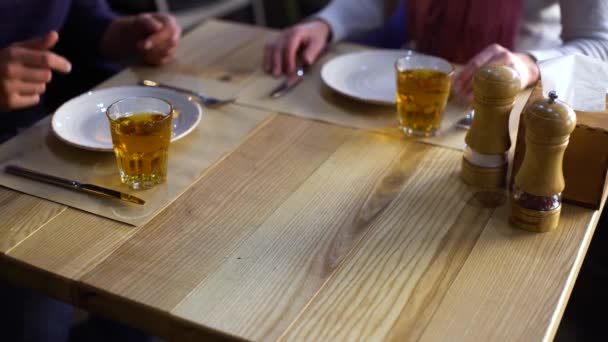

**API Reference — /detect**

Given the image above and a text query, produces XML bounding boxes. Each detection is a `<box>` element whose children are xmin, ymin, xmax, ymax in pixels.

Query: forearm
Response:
<box><xmin>528</xmin><ymin>0</ymin><xmax>608</xmax><ymax>61</ymax></box>
<box><xmin>316</xmin><ymin>0</ymin><xmax>385</xmax><ymax>42</ymax></box>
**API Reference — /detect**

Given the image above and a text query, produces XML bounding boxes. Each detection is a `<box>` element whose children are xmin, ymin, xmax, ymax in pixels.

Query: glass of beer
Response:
<box><xmin>106</xmin><ymin>97</ymin><xmax>173</xmax><ymax>189</ymax></box>
<box><xmin>395</xmin><ymin>55</ymin><xmax>454</xmax><ymax>137</ymax></box>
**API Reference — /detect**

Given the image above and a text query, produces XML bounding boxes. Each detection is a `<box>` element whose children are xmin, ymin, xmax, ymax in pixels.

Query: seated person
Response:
<box><xmin>0</xmin><ymin>1</ymin><xmax>180</xmax><ymax>341</ymax></box>
<box><xmin>0</xmin><ymin>0</ymin><xmax>181</xmax><ymax>142</ymax></box>
<box><xmin>263</xmin><ymin>0</ymin><xmax>608</xmax><ymax>102</ymax></box>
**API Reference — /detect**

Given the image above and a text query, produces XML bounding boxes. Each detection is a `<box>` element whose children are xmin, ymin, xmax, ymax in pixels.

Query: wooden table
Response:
<box><xmin>0</xmin><ymin>20</ymin><xmax>603</xmax><ymax>342</ymax></box>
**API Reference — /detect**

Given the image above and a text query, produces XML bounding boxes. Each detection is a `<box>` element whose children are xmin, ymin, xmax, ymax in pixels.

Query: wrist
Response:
<box><xmin>517</xmin><ymin>52</ymin><xmax>540</xmax><ymax>87</ymax></box>
<box><xmin>313</xmin><ymin>19</ymin><xmax>332</xmax><ymax>43</ymax></box>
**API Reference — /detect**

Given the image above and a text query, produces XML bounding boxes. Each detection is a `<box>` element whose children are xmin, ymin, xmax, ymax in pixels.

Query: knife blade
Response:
<box><xmin>269</xmin><ymin>66</ymin><xmax>306</xmax><ymax>99</ymax></box>
<box><xmin>4</xmin><ymin>165</ymin><xmax>145</xmax><ymax>205</ymax></box>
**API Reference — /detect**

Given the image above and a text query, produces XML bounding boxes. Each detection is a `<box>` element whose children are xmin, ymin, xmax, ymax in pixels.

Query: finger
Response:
<box><xmin>134</xmin><ymin>14</ymin><xmax>164</xmax><ymax>50</ymax></box>
<box><xmin>159</xmin><ymin>54</ymin><xmax>174</xmax><ymax>65</ymax></box>
<box><xmin>152</xmin><ymin>13</ymin><xmax>180</xmax><ymax>39</ymax></box>
<box><xmin>144</xmin><ymin>46</ymin><xmax>176</xmax><ymax>66</ymax></box>
<box><xmin>284</xmin><ymin>31</ymin><xmax>303</xmax><ymax>73</ymax></box>
<box><xmin>272</xmin><ymin>41</ymin><xmax>284</xmax><ymax>76</ymax></box>
<box><xmin>149</xmin><ymin>33</ymin><xmax>178</xmax><ymax>54</ymax></box>
<box><xmin>302</xmin><ymin>35</ymin><xmax>326</xmax><ymax>66</ymax></box>
<box><xmin>20</xmin><ymin>67</ymin><xmax>52</xmax><ymax>83</ymax></box>
<box><xmin>140</xmin><ymin>27</ymin><xmax>175</xmax><ymax>51</ymax></box>
<box><xmin>0</xmin><ymin>62</ymin><xmax>52</xmax><ymax>83</ymax></box>
<box><xmin>16</xmin><ymin>81</ymin><xmax>46</xmax><ymax>95</ymax></box>
<box><xmin>136</xmin><ymin>13</ymin><xmax>164</xmax><ymax>33</ymax></box>
<box><xmin>454</xmin><ymin>55</ymin><xmax>495</xmax><ymax>97</ymax></box>
<box><xmin>16</xmin><ymin>31</ymin><xmax>59</xmax><ymax>50</ymax></box>
<box><xmin>140</xmin><ymin>14</ymin><xmax>179</xmax><ymax>50</ymax></box>
<box><xmin>8</xmin><ymin>94</ymin><xmax>40</xmax><ymax>109</ymax></box>
<box><xmin>454</xmin><ymin>46</ymin><xmax>499</xmax><ymax>86</ymax></box>
<box><xmin>461</xmin><ymin>51</ymin><xmax>513</xmax><ymax>94</ymax></box>
<box><xmin>17</xmin><ymin>49</ymin><xmax>71</xmax><ymax>73</ymax></box>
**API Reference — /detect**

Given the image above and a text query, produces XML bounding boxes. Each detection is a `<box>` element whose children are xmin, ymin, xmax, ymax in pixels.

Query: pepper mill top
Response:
<box><xmin>466</xmin><ymin>64</ymin><xmax>521</xmax><ymax>155</ymax></box>
<box><xmin>473</xmin><ymin>64</ymin><xmax>521</xmax><ymax>104</ymax></box>
<box><xmin>515</xmin><ymin>90</ymin><xmax>577</xmax><ymax>198</ymax></box>
<box><xmin>524</xmin><ymin>91</ymin><xmax>577</xmax><ymax>144</ymax></box>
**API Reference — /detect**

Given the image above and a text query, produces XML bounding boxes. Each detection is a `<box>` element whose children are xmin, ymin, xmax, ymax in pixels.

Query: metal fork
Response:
<box><xmin>139</xmin><ymin>80</ymin><xmax>235</xmax><ymax>107</ymax></box>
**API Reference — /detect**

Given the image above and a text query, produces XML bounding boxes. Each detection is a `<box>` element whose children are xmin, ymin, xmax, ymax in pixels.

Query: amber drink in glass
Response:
<box><xmin>106</xmin><ymin>97</ymin><xmax>173</xmax><ymax>189</ymax></box>
<box><xmin>395</xmin><ymin>55</ymin><xmax>454</xmax><ymax>137</ymax></box>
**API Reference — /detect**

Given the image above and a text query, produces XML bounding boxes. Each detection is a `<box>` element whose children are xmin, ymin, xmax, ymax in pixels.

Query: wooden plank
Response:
<box><xmin>168</xmin><ymin>20</ymin><xmax>275</xmax><ymax>84</ymax></box>
<box><xmin>171</xmin><ymin>133</ymin><xmax>431</xmax><ymax>341</ymax></box>
<box><xmin>0</xmin><ymin>188</ymin><xmax>66</xmax><ymax>253</ymax></box>
<box><xmin>79</xmin><ymin>115</ymin><xmax>353</xmax><ymax>314</ymax></box>
<box><xmin>416</xmin><ymin>203</ymin><xmax>597</xmax><ymax>342</ymax></box>
<box><xmin>5</xmin><ymin>104</ymin><xmax>270</xmax><ymax>277</ymax></box>
<box><xmin>6</xmin><ymin>210</ymin><xmax>133</xmax><ymax>280</ymax></box>
<box><xmin>280</xmin><ymin>147</ymin><xmax>500</xmax><ymax>341</ymax></box>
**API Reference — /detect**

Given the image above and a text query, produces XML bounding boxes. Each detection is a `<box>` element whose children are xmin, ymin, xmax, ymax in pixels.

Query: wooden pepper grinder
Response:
<box><xmin>461</xmin><ymin>64</ymin><xmax>521</xmax><ymax>188</ymax></box>
<box><xmin>511</xmin><ymin>91</ymin><xmax>576</xmax><ymax>232</ymax></box>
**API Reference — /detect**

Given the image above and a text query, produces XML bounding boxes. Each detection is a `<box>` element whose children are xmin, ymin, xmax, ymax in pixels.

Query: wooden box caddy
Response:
<box><xmin>511</xmin><ymin>84</ymin><xmax>608</xmax><ymax>209</ymax></box>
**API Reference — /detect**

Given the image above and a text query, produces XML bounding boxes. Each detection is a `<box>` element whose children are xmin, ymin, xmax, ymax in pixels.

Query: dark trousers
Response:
<box><xmin>556</xmin><ymin>205</ymin><xmax>608</xmax><ymax>341</ymax></box>
<box><xmin>0</xmin><ymin>281</ymin><xmax>153</xmax><ymax>342</ymax></box>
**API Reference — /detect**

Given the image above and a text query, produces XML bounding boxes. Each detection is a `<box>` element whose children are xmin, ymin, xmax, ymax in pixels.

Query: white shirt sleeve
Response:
<box><xmin>528</xmin><ymin>0</ymin><xmax>608</xmax><ymax>61</ymax></box>
<box><xmin>316</xmin><ymin>0</ymin><xmax>385</xmax><ymax>42</ymax></box>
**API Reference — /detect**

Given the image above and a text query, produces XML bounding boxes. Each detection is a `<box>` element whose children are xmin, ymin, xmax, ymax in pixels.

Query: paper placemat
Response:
<box><xmin>236</xmin><ymin>44</ymin><xmax>532</xmax><ymax>151</ymax></box>
<box><xmin>0</xmin><ymin>100</ymin><xmax>270</xmax><ymax>226</ymax></box>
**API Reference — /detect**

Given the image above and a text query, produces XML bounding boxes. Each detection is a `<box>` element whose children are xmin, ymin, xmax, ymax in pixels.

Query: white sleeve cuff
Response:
<box><xmin>526</xmin><ymin>49</ymin><xmax>566</xmax><ymax>62</ymax></box>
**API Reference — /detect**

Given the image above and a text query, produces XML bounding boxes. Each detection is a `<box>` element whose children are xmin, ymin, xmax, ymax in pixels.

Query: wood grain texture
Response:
<box><xmin>0</xmin><ymin>87</ymin><xmax>270</xmax><ymax>226</ymax></box>
<box><xmin>417</xmin><ymin>203</ymin><xmax>598</xmax><ymax>342</ymax></box>
<box><xmin>172</xmin><ymin>133</ymin><xmax>429</xmax><ymax>341</ymax></box>
<box><xmin>0</xmin><ymin>188</ymin><xmax>66</xmax><ymax>252</ymax></box>
<box><xmin>281</xmin><ymin>146</ymin><xmax>494</xmax><ymax>341</ymax></box>
<box><xmin>80</xmin><ymin>115</ymin><xmax>352</xmax><ymax>312</ymax></box>
<box><xmin>168</xmin><ymin>20</ymin><xmax>275</xmax><ymax>84</ymax></box>
<box><xmin>6</xmin><ymin>210</ymin><xmax>133</xmax><ymax>280</ymax></box>
<box><xmin>0</xmin><ymin>20</ymin><xmax>603</xmax><ymax>342</ymax></box>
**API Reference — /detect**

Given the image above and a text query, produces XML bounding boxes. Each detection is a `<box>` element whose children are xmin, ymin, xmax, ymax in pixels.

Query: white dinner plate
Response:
<box><xmin>321</xmin><ymin>50</ymin><xmax>413</xmax><ymax>105</ymax></box>
<box><xmin>52</xmin><ymin>86</ymin><xmax>202</xmax><ymax>152</ymax></box>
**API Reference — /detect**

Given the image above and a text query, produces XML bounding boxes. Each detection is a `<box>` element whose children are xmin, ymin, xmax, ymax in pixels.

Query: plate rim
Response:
<box><xmin>51</xmin><ymin>85</ymin><xmax>203</xmax><ymax>152</ymax></box>
<box><xmin>320</xmin><ymin>49</ymin><xmax>409</xmax><ymax>106</ymax></box>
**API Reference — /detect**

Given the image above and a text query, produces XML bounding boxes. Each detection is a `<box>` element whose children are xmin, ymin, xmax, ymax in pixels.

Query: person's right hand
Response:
<box><xmin>0</xmin><ymin>31</ymin><xmax>71</xmax><ymax>111</ymax></box>
<box><xmin>263</xmin><ymin>20</ymin><xmax>331</xmax><ymax>77</ymax></box>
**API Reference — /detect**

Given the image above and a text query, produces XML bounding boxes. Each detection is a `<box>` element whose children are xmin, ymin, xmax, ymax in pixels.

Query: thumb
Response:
<box><xmin>17</xmin><ymin>31</ymin><xmax>59</xmax><ymax>50</ymax></box>
<box><xmin>302</xmin><ymin>37</ymin><xmax>325</xmax><ymax>66</ymax></box>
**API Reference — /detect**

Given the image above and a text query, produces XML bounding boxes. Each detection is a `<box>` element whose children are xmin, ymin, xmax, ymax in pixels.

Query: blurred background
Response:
<box><xmin>106</xmin><ymin>0</ymin><xmax>329</xmax><ymax>32</ymax></box>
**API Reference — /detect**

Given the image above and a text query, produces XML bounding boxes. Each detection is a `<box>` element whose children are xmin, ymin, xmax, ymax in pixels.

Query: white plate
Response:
<box><xmin>52</xmin><ymin>86</ymin><xmax>202</xmax><ymax>152</ymax></box>
<box><xmin>321</xmin><ymin>50</ymin><xmax>412</xmax><ymax>105</ymax></box>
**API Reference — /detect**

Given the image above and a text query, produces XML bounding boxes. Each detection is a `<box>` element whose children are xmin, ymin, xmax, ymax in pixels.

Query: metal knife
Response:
<box><xmin>269</xmin><ymin>65</ymin><xmax>306</xmax><ymax>99</ymax></box>
<box><xmin>5</xmin><ymin>165</ymin><xmax>145</xmax><ymax>205</ymax></box>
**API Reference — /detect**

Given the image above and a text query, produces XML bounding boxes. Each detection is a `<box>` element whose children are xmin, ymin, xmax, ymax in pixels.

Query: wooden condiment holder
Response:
<box><xmin>512</xmin><ymin>84</ymin><xmax>608</xmax><ymax>210</ymax></box>
<box><xmin>461</xmin><ymin>64</ymin><xmax>520</xmax><ymax>188</ymax></box>
<box><xmin>511</xmin><ymin>91</ymin><xmax>576</xmax><ymax>232</ymax></box>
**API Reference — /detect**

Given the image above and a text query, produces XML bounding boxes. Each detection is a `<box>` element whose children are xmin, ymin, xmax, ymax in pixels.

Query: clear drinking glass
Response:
<box><xmin>106</xmin><ymin>97</ymin><xmax>173</xmax><ymax>189</ymax></box>
<box><xmin>395</xmin><ymin>55</ymin><xmax>454</xmax><ymax>137</ymax></box>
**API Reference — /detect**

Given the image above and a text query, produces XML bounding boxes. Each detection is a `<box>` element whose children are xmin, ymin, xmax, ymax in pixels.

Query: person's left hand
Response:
<box><xmin>101</xmin><ymin>13</ymin><xmax>181</xmax><ymax>66</ymax></box>
<box><xmin>453</xmin><ymin>44</ymin><xmax>540</xmax><ymax>103</ymax></box>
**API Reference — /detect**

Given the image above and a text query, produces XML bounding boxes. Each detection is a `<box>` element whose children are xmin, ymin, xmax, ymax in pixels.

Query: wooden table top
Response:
<box><xmin>0</xmin><ymin>20</ymin><xmax>603</xmax><ymax>342</ymax></box>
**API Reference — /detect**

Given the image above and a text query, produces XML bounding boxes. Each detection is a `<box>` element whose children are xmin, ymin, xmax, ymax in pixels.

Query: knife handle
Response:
<box><xmin>5</xmin><ymin>165</ymin><xmax>79</xmax><ymax>189</ymax></box>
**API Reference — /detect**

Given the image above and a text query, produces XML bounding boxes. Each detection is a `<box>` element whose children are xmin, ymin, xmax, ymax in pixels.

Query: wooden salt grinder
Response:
<box><xmin>461</xmin><ymin>64</ymin><xmax>521</xmax><ymax>188</ymax></box>
<box><xmin>511</xmin><ymin>91</ymin><xmax>577</xmax><ymax>232</ymax></box>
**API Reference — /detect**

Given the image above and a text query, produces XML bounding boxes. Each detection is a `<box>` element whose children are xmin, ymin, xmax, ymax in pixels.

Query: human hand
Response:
<box><xmin>453</xmin><ymin>44</ymin><xmax>540</xmax><ymax>103</ymax></box>
<box><xmin>102</xmin><ymin>13</ymin><xmax>181</xmax><ymax>66</ymax></box>
<box><xmin>263</xmin><ymin>20</ymin><xmax>331</xmax><ymax>77</ymax></box>
<box><xmin>0</xmin><ymin>31</ymin><xmax>71</xmax><ymax>111</ymax></box>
